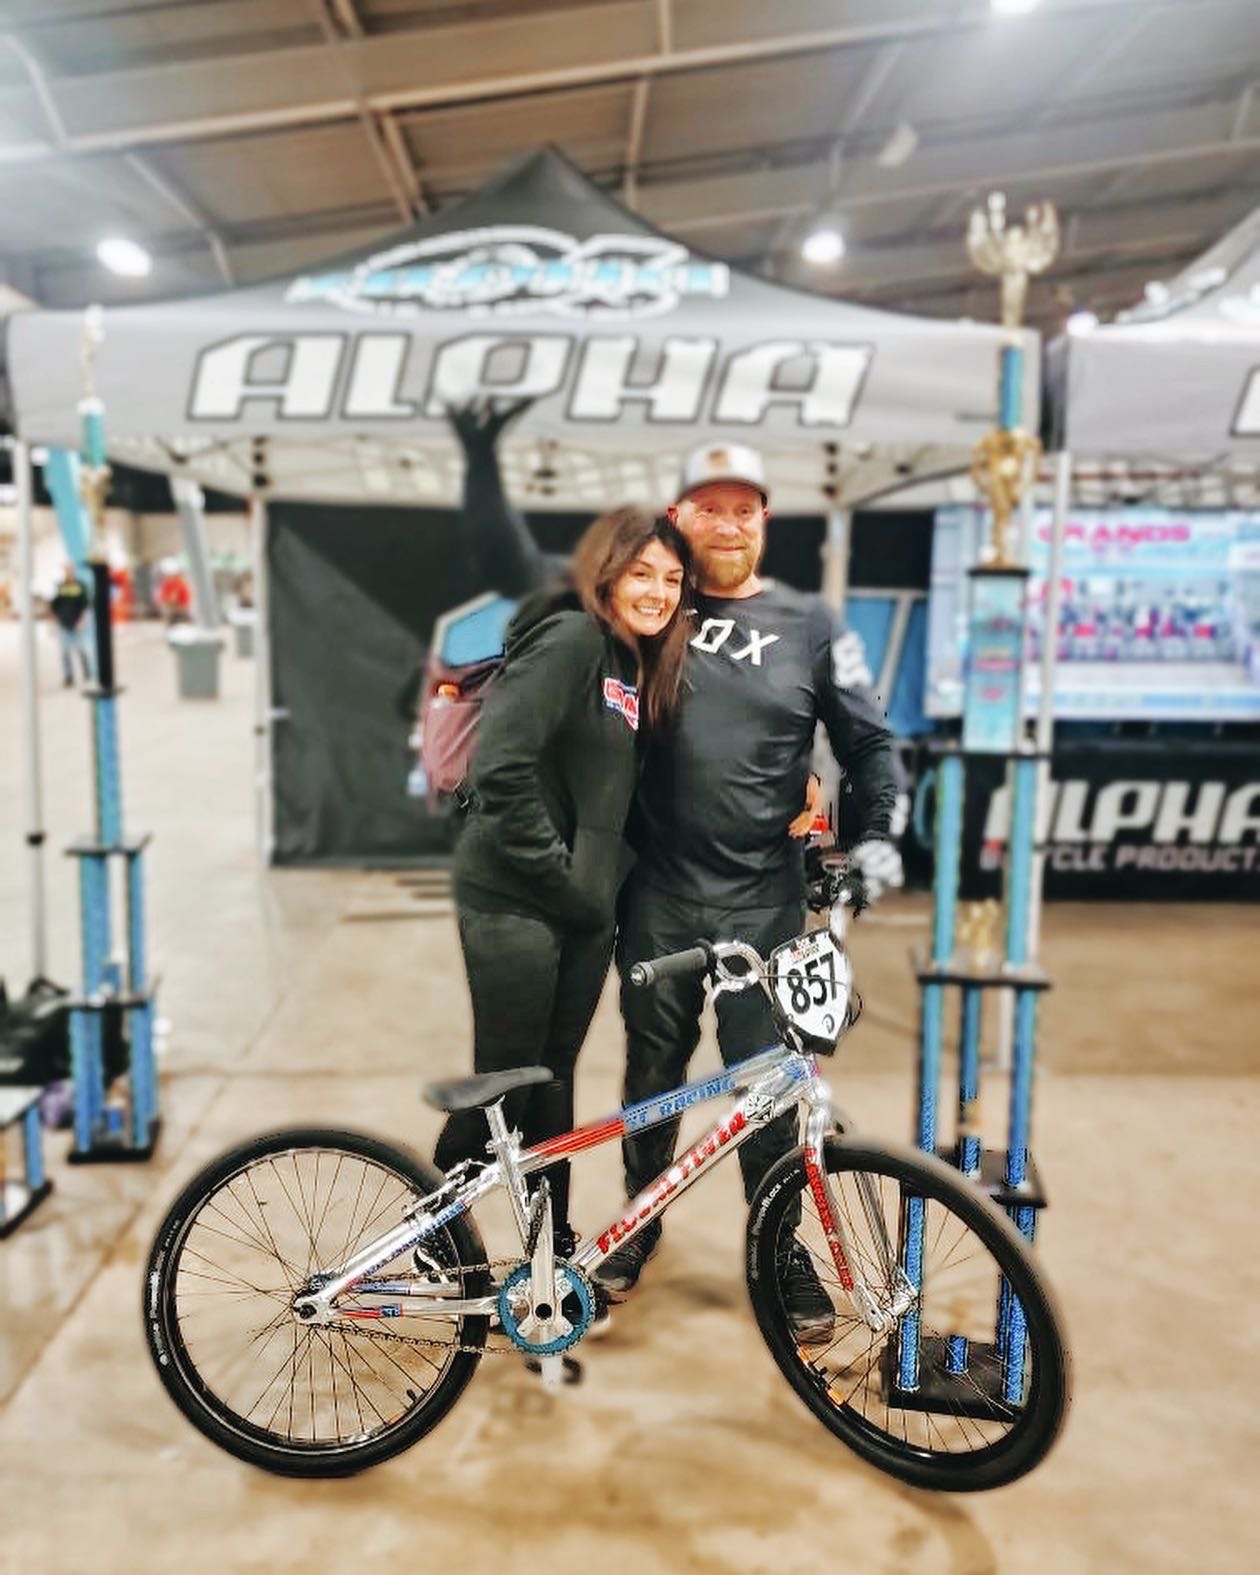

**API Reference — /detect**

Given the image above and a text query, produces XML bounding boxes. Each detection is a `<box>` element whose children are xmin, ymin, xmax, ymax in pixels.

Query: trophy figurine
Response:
<box><xmin>966</xmin><ymin>193</ymin><xmax>1059</xmax><ymax>566</ymax></box>
<box><xmin>966</xmin><ymin>191</ymin><xmax>1060</xmax><ymax>331</ymax></box>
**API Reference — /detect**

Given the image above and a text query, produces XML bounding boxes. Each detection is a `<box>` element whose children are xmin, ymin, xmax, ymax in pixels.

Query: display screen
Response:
<box><xmin>926</xmin><ymin>506</ymin><xmax>1260</xmax><ymax>720</ymax></box>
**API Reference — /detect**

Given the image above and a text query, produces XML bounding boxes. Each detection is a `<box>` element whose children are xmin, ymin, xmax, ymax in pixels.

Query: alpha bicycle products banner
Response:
<box><xmin>947</xmin><ymin>745</ymin><xmax>1260</xmax><ymax>901</ymax></box>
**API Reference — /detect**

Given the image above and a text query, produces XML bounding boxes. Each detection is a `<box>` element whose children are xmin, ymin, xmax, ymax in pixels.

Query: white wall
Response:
<box><xmin>0</xmin><ymin>502</ymin><xmax>251</xmax><ymax>601</ymax></box>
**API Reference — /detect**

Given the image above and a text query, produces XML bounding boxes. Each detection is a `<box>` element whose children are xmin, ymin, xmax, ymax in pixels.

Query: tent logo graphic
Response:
<box><xmin>286</xmin><ymin>225</ymin><xmax>730</xmax><ymax>321</ymax></box>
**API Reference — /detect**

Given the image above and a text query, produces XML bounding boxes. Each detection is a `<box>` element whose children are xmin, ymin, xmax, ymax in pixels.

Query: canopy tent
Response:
<box><xmin>3</xmin><ymin>146</ymin><xmax>1031</xmax><ymax>869</ymax></box>
<box><xmin>2</xmin><ymin>147</ymin><xmax>1033</xmax><ymax>513</ymax></box>
<box><xmin>1053</xmin><ymin>205</ymin><xmax>1260</xmax><ymax>465</ymax></box>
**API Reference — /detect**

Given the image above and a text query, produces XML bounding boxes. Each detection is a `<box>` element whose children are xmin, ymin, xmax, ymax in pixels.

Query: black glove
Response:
<box><xmin>446</xmin><ymin>395</ymin><xmax>535</xmax><ymax>456</ymax></box>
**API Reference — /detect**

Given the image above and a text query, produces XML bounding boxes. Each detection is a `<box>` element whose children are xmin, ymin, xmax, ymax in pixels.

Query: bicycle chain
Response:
<box><xmin>330</xmin><ymin>1256</ymin><xmax>536</xmax><ymax>1359</ymax></box>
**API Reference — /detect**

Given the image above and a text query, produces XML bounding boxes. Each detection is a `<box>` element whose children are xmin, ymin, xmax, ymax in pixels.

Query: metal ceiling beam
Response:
<box><xmin>308</xmin><ymin>0</ymin><xmax>424</xmax><ymax>221</ymax></box>
<box><xmin>761</xmin><ymin>183</ymin><xmax>1260</xmax><ymax>293</ymax></box>
<box><xmin>645</xmin><ymin>96</ymin><xmax>1260</xmax><ymax>237</ymax></box>
<box><xmin>0</xmin><ymin>0</ymin><xmax>1160</xmax><ymax>164</ymax></box>
<box><xmin>124</xmin><ymin>151</ymin><xmax>236</xmax><ymax>285</ymax></box>
<box><xmin>1</xmin><ymin>31</ymin><xmax>69</xmax><ymax>146</ymax></box>
<box><xmin>622</xmin><ymin>0</ymin><xmax>672</xmax><ymax>206</ymax></box>
<box><xmin>621</xmin><ymin>77</ymin><xmax>651</xmax><ymax>205</ymax></box>
<box><xmin>27</xmin><ymin>171</ymin><xmax>1255</xmax><ymax>317</ymax></box>
<box><xmin>328</xmin><ymin>0</ymin><xmax>366</xmax><ymax>39</ymax></box>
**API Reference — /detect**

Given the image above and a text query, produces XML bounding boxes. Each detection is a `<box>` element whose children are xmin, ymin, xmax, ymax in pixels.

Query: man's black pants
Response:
<box><xmin>616</xmin><ymin>879</ymin><xmax>804</xmax><ymax>1208</ymax></box>
<box><xmin>434</xmin><ymin>905</ymin><xmax>613</xmax><ymax>1233</ymax></box>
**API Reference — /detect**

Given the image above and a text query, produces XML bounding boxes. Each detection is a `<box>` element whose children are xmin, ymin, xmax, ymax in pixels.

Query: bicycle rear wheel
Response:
<box><xmin>144</xmin><ymin>1127</ymin><xmax>489</xmax><ymax>1477</ymax></box>
<box><xmin>746</xmin><ymin>1136</ymin><xmax>1069</xmax><ymax>1492</ymax></box>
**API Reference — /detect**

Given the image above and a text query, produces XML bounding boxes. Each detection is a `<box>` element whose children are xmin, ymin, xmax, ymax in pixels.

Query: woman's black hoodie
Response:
<box><xmin>452</xmin><ymin>586</ymin><xmax>641</xmax><ymax>929</ymax></box>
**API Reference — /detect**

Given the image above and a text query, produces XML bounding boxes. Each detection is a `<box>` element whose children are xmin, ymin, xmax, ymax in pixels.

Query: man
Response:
<box><xmin>49</xmin><ymin>565</ymin><xmax>94</xmax><ymax>688</ymax></box>
<box><xmin>447</xmin><ymin>405</ymin><xmax>903</xmax><ymax>1339</ymax></box>
<box><xmin>596</xmin><ymin>443</ymin><xmax>902</xmax><ymax>1338</ymax></box>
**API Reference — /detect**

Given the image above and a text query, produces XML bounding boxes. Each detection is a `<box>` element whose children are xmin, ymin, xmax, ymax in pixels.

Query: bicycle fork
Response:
<box><xmin>803</xmin><ymin>1088</ymin><xmax>916</xmax><ymax>1334</ymax></box>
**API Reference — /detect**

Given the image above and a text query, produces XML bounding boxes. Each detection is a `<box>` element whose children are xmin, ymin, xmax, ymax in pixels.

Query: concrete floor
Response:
<box><xmin>1</xmin><ymin>619</ymin><xmax>1258</xmax><ymax>1575</ymax></box>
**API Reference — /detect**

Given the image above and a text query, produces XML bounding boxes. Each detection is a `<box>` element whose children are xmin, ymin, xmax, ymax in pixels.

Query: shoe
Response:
<box><xmin>553</xmin><ymin>1224</ymin><xmax>580</xmax><ymax>1260</ymax></box>
<box><xmin>780</xmin><ymin>1242</ymin><xmax>836</xmax><ymax>1345</ymax></box>
<box><xmin>593</xmin><ymin>1220</ymin><xmax>661</xmax><ymax>1299</ymax></box>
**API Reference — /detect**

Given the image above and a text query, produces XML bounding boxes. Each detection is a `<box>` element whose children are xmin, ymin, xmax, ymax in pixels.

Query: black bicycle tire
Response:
<box><xmin>745</xmin><ymin>1135</ymin><xmax>1069</xmax><ymax>1492</ymax></box>
<box><xmin>143</xmin><ymin>1126</ymin><xmax>489</xmax><ymax>1478</ymax></box>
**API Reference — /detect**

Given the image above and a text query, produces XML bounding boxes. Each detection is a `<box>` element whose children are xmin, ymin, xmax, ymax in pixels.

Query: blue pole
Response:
<box><xmin>932</xmin><ymin>753</ymin><xmax>964</xmax><ymax>964</ymax></box>
<box><xmin>1006</xmin><ymin>988</ymin><xmax>1040</xmax><ymax>1192</ymax></box>
<box><xmin>957</xmin><ymin>985</ymin><xmax>983</xmax><ymax>1176</ymax></box>
<box><xmin>43</xmin><ymin>449</ymin><xmax>92</xmax><ymax>570</ymax></box>
<box><xmin>1004</xmin><ymin>754</ymin><xmax>1038</xmax><ymax>966</ymax></box>
<box><xmin>129</xmin><ymin>1001</ymin><xmax>156</xmax><ymax>1147</ymax></box>
<box><xmin>999</xmin><ymin>344</ymin><xmax>1023</xmax><ymax>432</ymax></box>
<box><xmin>22</xmin><ymin>1104</ymin><xmax>45</xmax><ymax>1192</ymax></box>
<box><xmin>897</xmin><ymin>1194</ymin><xmax>926</xmax><ymax>1392</ymax></box>
<box><xmin>80</xmin><ymin>858</ymin><xmax>109</xmax><ymax>994</ymax></box>
<box><xmin>917</xmin><ymin>986</ymin><xmax>944</xmax><ymax>1154</ymax></box>
<box><xmin>94</xmin><ymin>699</ymin><xmax>123</xmax><ymax>846</ymax></box>
<box><xmin>126</xmin><ymin>851</ymin><xmax>146</xmax><ymax>991</ymax></box>
<box><xmin>69</xmin><ymin>1009</ymin><xmax>94</xmax><ymax>1152</ymax></box>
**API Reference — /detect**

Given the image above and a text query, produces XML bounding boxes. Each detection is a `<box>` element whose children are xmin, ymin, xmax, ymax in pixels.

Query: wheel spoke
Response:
<box><xmin>754</xmin><ymin>1144</ymin><xmax>1064</xmax><ymax>1486</ymax></box>
<box><xmin>153</xmin><ymin>1139</ymin><xmax>479</xmax><ymax>1462</ymax></box>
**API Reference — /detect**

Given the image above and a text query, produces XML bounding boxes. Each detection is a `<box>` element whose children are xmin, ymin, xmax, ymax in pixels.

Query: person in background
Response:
<box><xmin>433</xmin><ymin>506</ymin><xmax>694</xmax><ymax>1262</ymax></box>
<box><xmin>49</xmin><ymin>564</ymin><xmax>94</xmax><ymax>688</ymax></box>
<box><xmin>157</xmin><ymin>566</ymin><xmax>192</xmax><ymax>624</ymax></box>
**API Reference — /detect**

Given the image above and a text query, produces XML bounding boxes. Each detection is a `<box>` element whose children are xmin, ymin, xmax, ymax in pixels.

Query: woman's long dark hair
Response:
<box><xmin>571</xmin><ymin>506</ymin><xmax>694</xmax><ymax>734</ymax></box>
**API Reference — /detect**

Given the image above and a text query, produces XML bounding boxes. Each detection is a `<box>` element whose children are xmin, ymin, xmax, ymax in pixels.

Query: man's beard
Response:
<box><xmin>693</xmin><ymin>538</ymin><xmax>761</xmax><ymax>590</ymax></box>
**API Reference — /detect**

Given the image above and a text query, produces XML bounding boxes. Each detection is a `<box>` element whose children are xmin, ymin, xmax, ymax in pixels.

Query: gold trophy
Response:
<box><xmin>958</xmin><ymin>899</ymin><xmax>1003</xmax><ymax>973</ymax></box>
<box><xmin>965</xmin><ymin>193</ymin><xmax>1059</xmax><ymax>566</ymax></box>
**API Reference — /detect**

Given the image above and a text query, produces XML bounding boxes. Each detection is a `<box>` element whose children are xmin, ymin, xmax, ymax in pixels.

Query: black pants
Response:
<box><xmin>616</xmin><ymin>880</ymin><xmax>805</xmax><ymax>1209</ymax></box>
<box><xmin>434</xmin><ymin>905</ymin><xmax>614</xmax><ymax>1232</ymax></box>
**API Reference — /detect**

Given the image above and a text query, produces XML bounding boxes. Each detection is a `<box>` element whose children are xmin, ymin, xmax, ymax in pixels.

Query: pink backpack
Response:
<box><xmin>418</xmin><ymin>650</ymin><xmax>501</xmax><ymax>803</ymax></box>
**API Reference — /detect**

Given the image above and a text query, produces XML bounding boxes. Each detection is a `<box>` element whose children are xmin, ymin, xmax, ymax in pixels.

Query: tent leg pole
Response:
<box><xmin>822</xmin><ymin>505</ymin><xmax>851</xmax><ymax>620</ymax></box>
<box><xmin>250</xmin><ymin>496</ymin><xmax>274</xmax><ymax>866</ymax></box>
<box><xmin>13</xmin><ymin>438</ymin><xmax>49</xmax><ymax>984</ymax></box>
<box><xmin>817</xmin><ymin>505</ymin><xmax>852</xmax><ymax>810</ymax></box>
<box><xmin>1027</xmin><ymin>449</ymin><xmax>1071</xmax><ymax>963</ymax></box>
<box><xmin>172</xmin><ymin>475</ymin><xmax>220</xmax><ymax>631</ymax></box>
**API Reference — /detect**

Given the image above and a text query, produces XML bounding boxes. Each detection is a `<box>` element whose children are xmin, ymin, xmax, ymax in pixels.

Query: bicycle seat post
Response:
<box><xmin>484</xmin><ymin>1098</ymin><xmax>532</xmax><ymax>1242</ymax></box>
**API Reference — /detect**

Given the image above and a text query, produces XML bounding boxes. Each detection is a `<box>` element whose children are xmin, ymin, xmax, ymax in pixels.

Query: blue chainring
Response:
<box><xmin>497</xmin><ymin>1261</ymin><xmax>594</xmax><ymax>1356</ymax></box>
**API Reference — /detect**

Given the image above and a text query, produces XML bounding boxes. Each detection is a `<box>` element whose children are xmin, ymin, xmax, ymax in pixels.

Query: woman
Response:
<box><xmin>434</xmin><ymin>507</ymin><xmax>693</xmax><ymax>1253</ymax></box>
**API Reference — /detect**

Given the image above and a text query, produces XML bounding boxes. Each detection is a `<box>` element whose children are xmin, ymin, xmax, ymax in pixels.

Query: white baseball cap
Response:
<box><xmin>675</xmin><ymin>441</ymin><xmax>769</xmax><ymax>504</ymax></box>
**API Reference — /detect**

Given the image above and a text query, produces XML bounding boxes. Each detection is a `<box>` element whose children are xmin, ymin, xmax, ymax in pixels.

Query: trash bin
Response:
<box><xmin>167</xmin><ymin>626</ymin><xmax>225</xmax><ymax>699</ymax></box>
<box><xmin>228</xmin><ymin>607</ymin><xmax>255</xmax><ymax>659</ymax></box>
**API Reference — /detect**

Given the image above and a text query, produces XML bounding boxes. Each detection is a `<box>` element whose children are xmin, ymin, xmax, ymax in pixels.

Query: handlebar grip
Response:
<box><xmin>629</xmin><ymin>944</ymin><xmax>713</xmax><ymax>988</ymax></box>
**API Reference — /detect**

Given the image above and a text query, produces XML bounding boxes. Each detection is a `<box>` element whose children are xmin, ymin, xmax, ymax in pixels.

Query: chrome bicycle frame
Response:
<box><xmin>294</xmin><ymin>913</ymin><xmax>913</xmax><ymax>1339</ymax></box>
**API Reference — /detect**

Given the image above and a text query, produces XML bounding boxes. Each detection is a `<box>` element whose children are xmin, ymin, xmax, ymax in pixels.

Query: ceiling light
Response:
<box><xmin>991</xmin><ymin>0</ymin><xmax>1041</xmax><ymax>14</ymax></box>
<box><xmin>1143</xmin><ymin>280</ymin><xmax>1171</xmax><ymax>306</ymax></box>
<box><xmin>801</xmin><ymin>220</ymin><xmax>846</xmax><ymax>266</ymax></box>
<box><xmin>1066</xmin><ymin>309</ymin><xmax>1099</xmax><ymax>336</ymax></box>
<box><xmin>876</xmin><ymin>122</ymin><xmax>918</xmax><ymax>168</ymax></box>
<box><xmin>96</xmin><ymin>236</ymin><xmax>152</xmax><ymax>278</ymax></box>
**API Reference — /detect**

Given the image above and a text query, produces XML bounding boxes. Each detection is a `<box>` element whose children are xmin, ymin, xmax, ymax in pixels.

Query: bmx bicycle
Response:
<box><xmin>143</xmin><ymin>858</ymin><xmax>1069</xmax><ymax>1491</ymax></box>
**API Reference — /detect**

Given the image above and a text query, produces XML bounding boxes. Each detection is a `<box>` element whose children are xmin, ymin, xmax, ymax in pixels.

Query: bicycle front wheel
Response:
<box><xmin>144</xmin><ymin>1127</ymin><xmax>489</xmax><ymax>1477</ymax></box>
<box><xmin>746</xmin><ymin>1136</ymin><xmax>1069</xmax><ymax>1492</ymax></box>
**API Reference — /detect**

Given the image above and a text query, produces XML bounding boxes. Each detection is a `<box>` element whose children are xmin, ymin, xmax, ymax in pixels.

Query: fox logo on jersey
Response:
<box><xmin>603</xmin><ymin>676</ymin><xmax>640</xmax><ymax>731</ymax></box>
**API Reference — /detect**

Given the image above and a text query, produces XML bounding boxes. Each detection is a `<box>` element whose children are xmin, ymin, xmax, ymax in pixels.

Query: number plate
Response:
<box><xmin>770</xmin><ymin>929</ymin><xmax>851</xmax><ymax>1044</ymax></box>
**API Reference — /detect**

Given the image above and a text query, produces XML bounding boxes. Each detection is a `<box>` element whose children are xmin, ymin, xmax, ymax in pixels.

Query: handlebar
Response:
<box><xmin>628</xmin><ymin>943</ymin><xmax>714</xmax><ymax>988</ymax></box>
<box><xmin>629</xmin><ymin>859</ymin><xmax>866</xmax><ymax>995</ymax></box>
